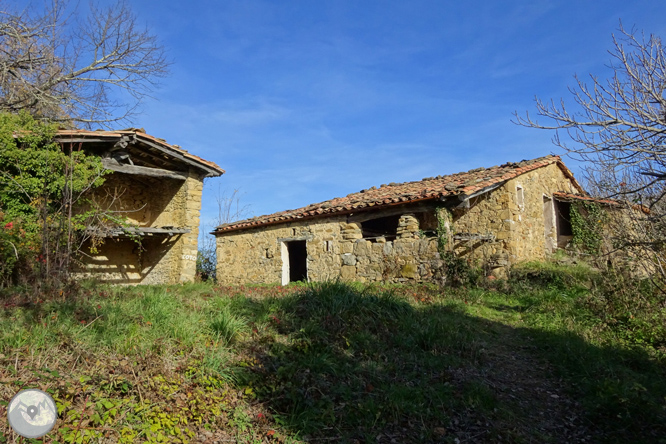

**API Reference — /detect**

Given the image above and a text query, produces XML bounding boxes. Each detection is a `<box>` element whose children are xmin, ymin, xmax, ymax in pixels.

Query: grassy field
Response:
<box><xmin>0</xmin><ymin>262</ymin><xmax>665</xmax><ymax>443</ymax></box>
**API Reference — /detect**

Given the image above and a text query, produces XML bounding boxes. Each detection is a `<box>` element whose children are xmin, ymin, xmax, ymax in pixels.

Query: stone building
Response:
<box><xmin>57</xmin><ymin>129</ymin><xmax>224</xmax><ymax>284</ymax></box>
<box><xmin>213</xmin><ymin>155</ymin><xmax>585</xmax><ymax>285</ymax></box>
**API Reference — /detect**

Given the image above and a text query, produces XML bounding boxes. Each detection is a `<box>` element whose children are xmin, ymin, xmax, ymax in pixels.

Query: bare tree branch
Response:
<box><xmin>0</xmin><ymin>0</ymin><xmax>170</xmax><ymax>128</ymax></box>
<box><xmin>515</xmin><ymin>22</ymin><xmax>666</xmax><ymax>284</ymax></box>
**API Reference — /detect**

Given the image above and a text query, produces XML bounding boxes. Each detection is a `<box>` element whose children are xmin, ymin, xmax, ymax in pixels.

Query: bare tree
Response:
<box><xmin>514</xmin><ymin>23</ymin><xmax>666</xmax><ymax>282</ymax></box>
<box><xmin>514</xmin><ymin>23</ymin><xmax>666</xmax><ymax>206</ymax></box>
<box><xmin>197</xmin><ymin>187</ymin><xmax>252</xmax><ymax>281</ymax></box>
<box><xmin>0</xmin><ymin>0</ymin><xmax>169</xmax><ymax>127</ymax></box>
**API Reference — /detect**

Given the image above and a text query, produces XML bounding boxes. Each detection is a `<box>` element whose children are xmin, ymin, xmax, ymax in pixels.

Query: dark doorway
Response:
<box><xmin>287</xmin><ymin>240</ymin><xmax>308</xmax><ymax>282</ymax></box>
<box><xmin>554</xmin><ymin>200</ymin><xmax>574</xmax><ymax>248</ymax></box>
<box><xmin>555</xmin><ymin>200</ymin><xmax>573</xmax><ymax>236</ymax></box>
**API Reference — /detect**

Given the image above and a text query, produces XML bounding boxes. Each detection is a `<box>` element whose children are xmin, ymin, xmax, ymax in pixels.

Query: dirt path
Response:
<box><xmin>446</xmin><ymin>320</ymin><xmax>598</xmax><ymax>443</ymax></box>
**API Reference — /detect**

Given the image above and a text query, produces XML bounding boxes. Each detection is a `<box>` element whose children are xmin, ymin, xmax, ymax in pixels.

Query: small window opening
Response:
<box><xmin>286</xmin><ymin>240</ymin><xmax>307</xmax><ymax>282</ymax></box>
<box><xmin>516</xmin><ymin>185</ymin><xmax>524</xmax><ymax>208</ymax></box>
<box><xmin>361</xmin><ymin>215</ymin><xmax>400</xmax><ymax>241</ymax></box>
<box><xmin>414</xmin><ymin>211</ymin><xmax>438</xmax><ymax>238</ymax></box>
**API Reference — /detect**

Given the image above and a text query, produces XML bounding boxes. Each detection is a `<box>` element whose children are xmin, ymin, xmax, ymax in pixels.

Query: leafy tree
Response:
<box><xmin>0</xmin><ymin>1</ymin><xmax>170</xmax><ymax>287</ymax></box>
<box><xmin>0</xmin><ymin>0</ymin><xmax>169</xmax><ymax>127</ymax></box>
<box><xmin>0</xmin><ymin>111</ymin><xmax>108</xmax><ymax>287</ymax></box>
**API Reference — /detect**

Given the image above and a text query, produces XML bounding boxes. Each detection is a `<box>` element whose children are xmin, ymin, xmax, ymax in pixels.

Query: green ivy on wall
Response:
<box><xmin>570</xmin><ymin>201</ymin><xmax>607</xmax><ymax>255</ymax></box>
<box><xmin>0</xmin><ymin>111</ymin><xmax>116</xmax><ymax>285</ymax></box>
<box><xmin>434</xmin><ymin>206</ymin><xmax>478</xmax><ymax>286</ymax></box>
<box><xmin>435</xmin><ymin>207</ymin><xmax>452</xmax><ymax>256</ymax></box>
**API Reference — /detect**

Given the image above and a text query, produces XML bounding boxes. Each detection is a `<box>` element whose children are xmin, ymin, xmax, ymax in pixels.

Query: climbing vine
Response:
<box><xmin>435</xmin><ymin>207</ymin><xmax>478</xmax><ymax>286</ymax></box>
<box><xmin>435</xmin><ymin>207</ymin><xmax>452</xmax><ymax>256</ymax></box>
<box><xmin>0</xmin><ymin>111</ymin><xmax>114</xmax><ymax>286</ymax></box>
<box><xmin>570</xmin><ymin>201</ymin><xmax>607</xmax><ymax>255</ymax></box>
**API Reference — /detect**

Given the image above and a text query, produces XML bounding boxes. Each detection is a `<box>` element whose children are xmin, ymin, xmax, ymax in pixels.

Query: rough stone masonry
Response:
<box><xmin>214</xmin><ymin>159</ymin><xmax>582</xmax><ymax>285</ymax></box>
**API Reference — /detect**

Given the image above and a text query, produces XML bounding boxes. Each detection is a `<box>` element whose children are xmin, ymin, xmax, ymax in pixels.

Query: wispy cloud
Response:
<box><xmin>120</xmin><ymin>0</ymin><xmax>666</xmax><ymax>239</ymax></box>
<box><xmin>210</xmin><ymin>103</ymin><xmax>290</xmax><ymax>126</ymax></box>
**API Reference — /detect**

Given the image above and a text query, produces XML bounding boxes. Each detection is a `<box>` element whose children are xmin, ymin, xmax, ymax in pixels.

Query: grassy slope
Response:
<box><xmin>0</xmin><ymin>264</ymin><xmax>664</xmax><ymax>443</ymax></box>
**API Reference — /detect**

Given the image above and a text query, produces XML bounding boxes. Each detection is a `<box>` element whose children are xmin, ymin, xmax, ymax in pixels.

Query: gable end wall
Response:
<box><xmin>452</xmin><ymin>162</ymin><xmax>580</xmax><ymax>266</ymax></box>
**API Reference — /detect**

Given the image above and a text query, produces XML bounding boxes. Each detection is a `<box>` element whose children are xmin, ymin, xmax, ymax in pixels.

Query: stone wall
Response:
<box><xmin>450</xmin><ymin>163</ymin><xmax>580</xmax><ymax>275</ymax></box>
<box><xmin>74</xmin><ymin>168</ymin><xmax>204</xmax><ymax>284</ymax></box>
<box><xmin>216</xmin><ymin>205</ymin><xmax>442</xmax><ymax>286</ymax></box>
<box><xmin>86</xmin><ymin>173</ymin><xmax>183</xmax><ymax>227</ymax></box>
<box><xmin>178</xmin><ymin>170</ymin><xmax>204</xmax><ymax>282</ymax></box>
<box><xmin>215</xmin><ymin>164</ymin><xmax>582</xmax><ymax>285</ymax></box>
<box><xmin>217</xmin><ymin>209</ymin><xmax>450</xmax><ymax>285</ymax></box>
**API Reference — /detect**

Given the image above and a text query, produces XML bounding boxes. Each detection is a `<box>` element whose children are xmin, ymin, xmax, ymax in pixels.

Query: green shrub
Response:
<box><xmin>441</xmin><ymin>251</ymin><xmax>481</xmax><ymax>287</ymax></box>
<box><xmin>0</xmin><ymin>111</ymin><xmax>108</xmax><ymax>287</ymax></box>
<box><xmin>584</xmin><ymin>271</ymin><xmax>666</xmax><ymax>353</ymax></box>
<box><xmin>197</xmin><ymin>246</ymin><xmax>217</xmax><ymax>282</ymax></box>
<box><xmin>570</xmin><ymin>201</ymin><xmax>607</xmax><ymax>255</ymax></box>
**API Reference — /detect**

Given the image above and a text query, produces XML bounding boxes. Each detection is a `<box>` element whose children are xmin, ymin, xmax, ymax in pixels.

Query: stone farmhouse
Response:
<box><xmin>213</xmin><ymin>155</ymin><xmax>587</xmax><ymax>285</ymax></box>
<box><xmin>57</xmin><ymin>129</ymin><xmax>224</xmax><ymax>284</ymax></box>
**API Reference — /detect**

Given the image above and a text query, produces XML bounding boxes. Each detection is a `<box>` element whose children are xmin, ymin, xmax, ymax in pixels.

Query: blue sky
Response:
<box><xmin>26</xmin><ymin>1</ymin><xmax>666</xmax><ymax>236</ymax></box>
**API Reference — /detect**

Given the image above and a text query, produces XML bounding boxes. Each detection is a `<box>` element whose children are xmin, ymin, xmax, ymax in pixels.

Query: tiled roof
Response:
<box><xmin>55</xmin><ymin>128</ymin><xmax>225</xmax><ymax>177</ymax></box>
<box><xmin>553</xmin><ymin>192</ymin><xmax>650</xmax><ymax>214</ymax></box>
<box><xmin>214</xmin><ymin>155</ymin><xmax>584</xmax><ymax>234</ymax></box>
<box><xmin>553</xmin><ymin>192</ymin><xmax>619</xmax><ymax>206</ymax></box>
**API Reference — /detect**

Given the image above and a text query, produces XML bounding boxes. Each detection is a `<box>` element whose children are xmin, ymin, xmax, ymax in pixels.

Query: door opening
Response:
<box><xmin>282</xmin><ymin>240</ymin><xmax>307</xmax><ymax>284</ymax></box>
<box><xmin>543</xmin><ymin>196</ymin><xmax>555</xmax><ymax>253</ymax></box>
<box><xmin>554</xmin><ymin>200</ymin><xmax>573</xmax><ymax>248</ymax></box>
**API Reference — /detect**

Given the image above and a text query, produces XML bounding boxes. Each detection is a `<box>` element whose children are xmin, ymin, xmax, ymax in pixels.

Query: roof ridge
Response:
<box><xmin>54</xmin><ymin>129</ymin><xmax>224</xmax><ymax>176</ymax></box>
<box><xmin>355</xmin><ymin>154</ymin><xmax>560</xmax><ymax>191</ymax></box>
<box><xmin>214</xmin><ymin>154</ymin><xmax>565</xmax><ymax>234</ymax></box>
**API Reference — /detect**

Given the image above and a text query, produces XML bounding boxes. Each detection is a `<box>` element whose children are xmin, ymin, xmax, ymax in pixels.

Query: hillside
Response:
<box><xmin>0</xmin><ymin>262</ymin><xmax>665</xmax><ymax>443</ymax></box>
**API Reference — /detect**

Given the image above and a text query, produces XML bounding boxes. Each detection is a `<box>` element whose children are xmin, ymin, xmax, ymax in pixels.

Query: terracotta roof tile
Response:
<box><xmin>214</xmin><ymin>155</ymin><xmax>584</xmax><ymax>234</ymax></box>
<box><xmin>54</xmin><ymin>129</ymin><xmax>224</xmax><ymax>176</ymax></box>
<box><xmin>553</xmin><ymin>192</ymin><xmax>650</xmax><ymax>214</ymax></box>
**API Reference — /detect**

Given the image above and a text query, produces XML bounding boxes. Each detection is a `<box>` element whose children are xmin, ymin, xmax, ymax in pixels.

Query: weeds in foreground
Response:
<box><xmin>0</xmin><ymin>264</ymin><xmax>665</xmax><ymax>443</ymax></box>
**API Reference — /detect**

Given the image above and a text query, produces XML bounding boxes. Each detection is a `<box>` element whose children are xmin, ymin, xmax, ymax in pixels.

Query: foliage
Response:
<box><xmin>435</xmin><ymin>206</ymin><xmax>451</xmax><ymax>254</ymax></box>
<box><xmin>1</xmin><ymin>275</ymin><xmax>666</xmax><ymax>442</ymax></box>
<box><xmin>510</xmin><ymin>259</ymin><xmax>599</xmax><ymax>290</ymax></box>
<box><xmin>441</xmin><ymin>251</ymin><xmax>480</xmax><ymax>287</ymax></box>
<box><xmin>210</xmin><ymin>307</ymin><xmax>248</xmax><ymax>345</ymax></box>
<box><xmin>234</xmin><ymin>281</ymin><xmax>491</xmax><ymax>442</ymax></box>
<box><xmin>0</xmin><ymin>111</ymin><xmax>107</xmax><ymax>286</ymax></box>
<box><xmin>584</xmin><ymin>270</ymin><xmax>666</xmax><ymax>353</ymax></box>
<box><xmin>197</xmin><ymin>246</ymin><xmax>217</xmax><ymax>282</ymax></box>
<box><xmin>570</xmin><ymin>201</ymin><xmax>607</xmax><ymax>255</ymax></box>
<box><xmin>506</xmin><ymin>261</ymin><xmax>666</xmax><ymax>439</ymax></box>
<box><xmin>435</xmin><ymin>207</ymin><xmax>480</xmax><ymax>286</ymax></box>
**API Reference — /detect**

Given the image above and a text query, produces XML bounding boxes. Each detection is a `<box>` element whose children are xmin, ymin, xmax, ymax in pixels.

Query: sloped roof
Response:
<box><xmin>553</xmin><ymin>192</ymin><xmax>619</xmax><ymax>206</ymax></box>
<box><xmin>214</xmin><ymin>155</ymin><xmax>584</xmax><ymax>234</ymax></box>
<box><xmin>553</xmin><ymin>192</ymin><xmax>650</xmax><ymax>214</ymax></box>
<box><xmin>55</xmin><ymin>128</ymin><xmax>224</xmax><ymax>177</ymax></box>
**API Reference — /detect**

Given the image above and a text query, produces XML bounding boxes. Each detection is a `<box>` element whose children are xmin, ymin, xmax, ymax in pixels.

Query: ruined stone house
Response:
<box><xmin>56</xmin><ymin>129</ymin><xmax>224</xmax><ymax>284</ymax></box>
<box><xmin>213</xmin><ymin>155</ymin><xmax>587</xmax><ymax>285</ymax></box>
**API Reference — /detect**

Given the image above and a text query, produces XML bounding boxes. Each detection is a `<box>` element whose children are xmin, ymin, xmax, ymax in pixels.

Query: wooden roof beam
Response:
<box><xmin>101</xmin><ymin>158</ymin><xmax>187</xmax><ymax>180</ymax></box>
